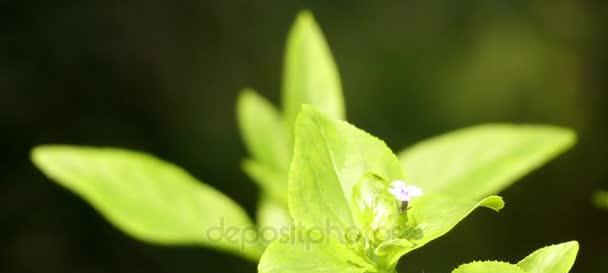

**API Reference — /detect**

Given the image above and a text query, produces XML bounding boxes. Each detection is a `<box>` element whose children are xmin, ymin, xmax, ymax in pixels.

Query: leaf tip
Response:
<box><xmin>236</xmin><ymin>87</ymin><xmax>258</xmax><ymax>107</ymax></box>
<box><xmin>30</xmin><ymin>145</ymin><xmax>44</xmax><ymax>162</ymax></box>
<box><xmin>295</xmin><ymin>10</ymin><xmax>316</xmax><ymax>27</ymax></box>
<box><xmin>555</xmin><ymin>240</ymin><xmax>579</xmax><ymax>253</ymax></box>
<box><xmin>238</xmin><ymin>87</ymin><xmax>256</xmax><ymax>97</ymax></box>
<box><xmin>289</xmin><ymin>10</ymin><xmax>324</xmax><ymax>43</ymax></box>
<box><xmin>517</xmin><ymin>240</ymin><xmax>579</xmax><ymax>273</ymax></box>
<box><xmin>554</xmin><ymin>126</ymin><xmax>577</xmax><ymax>148</ymax></box>
<box><xmin>480</xmin><ymin>195</ymin><xmax>505</xmax><ymax>212</ymax></box>
<box><xmin>531</xmin><ymin>125</ymin><xmax>578</xmax><ymax>152</ymax></box>
<box><xmin>30</xmin><ymin>145</ymin><xmax>60</xmax><ymax>168</ymax></box>
<box><xmin>566</xmin><ymin>240</ymin><xmax>579</xmax><ymax>250</ymax></box>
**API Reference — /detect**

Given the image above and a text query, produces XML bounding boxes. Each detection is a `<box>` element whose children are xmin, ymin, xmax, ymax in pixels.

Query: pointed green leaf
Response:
<box><xmin>258</xmin><ymin>235</ymin><xmax>375</xmax><ymax>273</ymax></box>
<box><xmin>237</xmin><ymin>88</ymin><xmax>290</xmax><ymax>171</ymax></box>
<box><xmin>452</xmin><ymin>261</ymin><xmax>527</xmax><ymax>273</ymax></box>
<box><xmin>289</xmin><ymin>106</ymin><xmax>403</xmax><ymax>231</ymax></box>
<box><xmin>384</xmin><ymin>195</ymin><xmax>504</xmax><ymax>265</ymax></box>
<box><xmin>282</xmin><ymin>11</ymin><xmax>344</xmax><ymax>133</ymax></box>
<box><xmin>452</xmin><ymin>241</ymin><xmax>579</xmax><ymax>273</ymax></box>
<box><xmin>410</xmin><ymin>195</ymin><xmax>504</xmax><ymax>246</ymax></box>
<box><xmin>31</xmin><ymin>145</ymin><xmax>263</xmax><ymax>260</ymax></box>
<box><xmin>399</xmin><ymin>124</ymin><xmax>576</xmax><ymax>200</ymax></box>
<box><xmin>517</xmin><ymin>241</ymin><xmax>579</xmax><ymax>273</ymax></box>
<box><xmin>593</xmin><ymin>191</ymin><xmax>608</xmax><ymax>209</ymax></box>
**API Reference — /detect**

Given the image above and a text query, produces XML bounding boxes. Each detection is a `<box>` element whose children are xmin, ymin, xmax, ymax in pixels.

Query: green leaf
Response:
<box><xmin>451</xmin><ymin>242</ymin><xmax>579</xmax><ymax>273</ymax></box>
<box><xmin>31</xmin><ymin>145</ymin><xmax>264</xmax><ymax>260</ymax></box>
<box><xmin>258</xmin><ymin>234</ymin><xmax>375</xmax><ymax>273</ymax></box>
<box><xmin>452</xmin><ymin>261</ymin><xmax>527</xmax><ymax>273</ymax></box>
<box><xmin>289</xmin><ymin>106</ymin><xmax>403</xmax><ymax>232</ymax></box>
<box><xmin>593</xmin><ymin>191</ymin><xmax>608</xmax><ymax>209</ymax></box>
<box><xmin>383</xmin><ymin>195</ymin><xmax>504</xmax><ymax>265</ymax></box>
<box><xmin>399</xmin><ymin>124</ymin><xmax>576</xmax><ymax>200</ymax></box>
<box><xmin>237</xmin><ymin>88</ymin><xmax>290</xmax><ymax>171</ymax></box>
<box><xmin>517</xmin><ymin>241</ymin><xmax>579</xmax><ymax>273</ymax></box>
<box><xmin>282</xmin><ymin>11</ymin><xmax>344</xmax><ymax>133</ymax></box>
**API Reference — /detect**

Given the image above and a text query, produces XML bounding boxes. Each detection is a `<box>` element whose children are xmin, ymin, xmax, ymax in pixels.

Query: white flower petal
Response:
<box><xmin>389</xmin><ymin>180</ymin><xmax>423</xmax><ymax>202</ymax></box>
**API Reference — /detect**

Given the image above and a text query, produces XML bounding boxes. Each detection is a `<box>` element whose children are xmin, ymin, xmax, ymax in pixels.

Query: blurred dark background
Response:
<box><xmin>1</xmin><ymin>1</ymin><xmax>607</xmax><ymax>272</ymax></box>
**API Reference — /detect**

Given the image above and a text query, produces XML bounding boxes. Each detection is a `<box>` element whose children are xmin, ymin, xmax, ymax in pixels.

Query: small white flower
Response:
<box><xmin>389</xmin><ymin>180</ymin><xmax>423</xmax><ymax>202</ymax></box>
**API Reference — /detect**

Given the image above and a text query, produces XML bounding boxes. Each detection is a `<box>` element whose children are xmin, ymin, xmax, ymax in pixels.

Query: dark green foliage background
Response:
<box><xmin>1</xmin><ymin>1</ymin><xmax>607</xmax><ymax>272</ymax></box>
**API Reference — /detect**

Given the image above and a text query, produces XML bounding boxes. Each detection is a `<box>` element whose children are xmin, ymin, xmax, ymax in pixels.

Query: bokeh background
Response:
<box><xmin>1</xmin><ymin>1</ymin><xmax>607</xmax><ymax>272</ymax></box>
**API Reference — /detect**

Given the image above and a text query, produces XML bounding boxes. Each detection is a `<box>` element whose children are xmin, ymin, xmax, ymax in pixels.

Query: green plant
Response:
<box><xmin>452</xmin><ymin>241</ymin><xmax>578</xmax><ymax>273</ymax></box>
<box><xmin>31</xmin><ymin>10</ymin><xmax>578</xmax><ymax>273</ymax></box>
